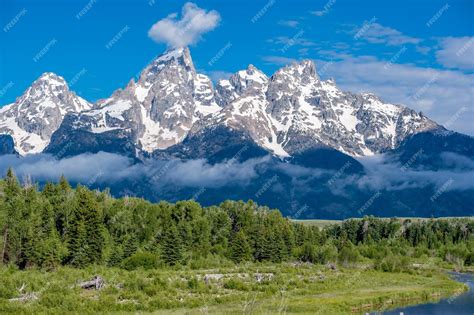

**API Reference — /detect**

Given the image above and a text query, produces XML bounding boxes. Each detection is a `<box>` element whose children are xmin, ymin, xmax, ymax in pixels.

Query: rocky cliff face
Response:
<box><xmin>2</xmin><ymin>47</ymin><xmax>439</xmax><ymax>158</ymax></box>
<box><xmin>0</xmin><ymin>73</ymin><xmax>91</xmax><ymax>155</ymax></box>
<box><xmin>49</xmin><ymin>47</ymin><xmax>221</xmax><ymax>156</ymax></box>
<box><xmin>199</xmin><ymin>59</ymin><xmax>438</xmax><ymax>157</ymax></box>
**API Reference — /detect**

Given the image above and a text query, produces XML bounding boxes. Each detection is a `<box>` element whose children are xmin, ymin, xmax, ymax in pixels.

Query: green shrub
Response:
<box><xmin>297</xmin><ymin>242</ymin><xmax>317</xmax><ymax>263</ymax></box>
<box><xmin>337</xmin><ymin>246</ymin><xmax>359</xmax><ymax>266</ymax></box>
<box><xmin>317</xmin><ymin>244</ymin><xmax>338</xmax><ymax>264</ymax></box>
<box><xmin>121</xmin><ymin>252</ymin><xmax>160</xmax><ymax>270</ymax></box>
<box><xmin>223</xmin><ymin>278</ymin><xmax>248</xmax><ymax>291</ymax></box>
<box><xmin>374</xmin><ymin>254</ymin><xmax>409</xmax><ymax>272</ymax></box>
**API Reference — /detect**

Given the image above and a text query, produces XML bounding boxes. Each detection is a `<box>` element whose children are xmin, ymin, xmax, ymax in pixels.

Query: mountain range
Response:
<box><xmin>0</xmin><ymin>47</ymin><xmax>472</xmax><ymax>219</ymax></box>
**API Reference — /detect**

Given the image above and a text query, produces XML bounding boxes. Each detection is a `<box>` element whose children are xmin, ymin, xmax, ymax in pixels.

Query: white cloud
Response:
<box><xmin>2</xmin><ymin>152</ymin><xmax>473</xmax><ymax>196</ymax></box>
<box><xmin>0</xmin><ymin>153</ymin><xmax>269</xmax><ymax>189</ymax></box>
<box><xmin>278</xmin><ymin>20</ymin><xmax>299</xmax><ymax>28</ymax></box>
<box><xmin>268</xmin><ymin>35</ymin><xmax>316</xmax><ymax>48</ymax></box>
<box><xmin>312</xmin><ymin>10</ymin><xmax>327</xmax><ymax>17</ymax></box>
<box><xmin>415</xmin><ymin>46</ymin><xmax>431</xmax><ymax>55</ymax></box>
<box><xmin>148</xmin><ymin>2</ymin><xmax>221</xmax><ymax>48</ymax></box>
<box><xmin>351</xmin><ymin>154</ymin><xmax>474</xmax><ymax>192</ymax></box>
<box><xmin>355</xmin><ymin>23</ymin><xmax>421</xmax><ymax>46</ymax></box>
<box><xmin>436</xmin><ymin>36</ymin><xmax>474</xmax><ymax>71</ymax></box>
<box><xmin>206</xmin><ymin>70</ymin><xmax>233</xmax><ymax>82</ymax></box>
<box><xmin>262</xmin><ymin>55</ymin><xmax>297</xmax><ymax>65</ymax></box>
<box><xmin>315</xmin><ymin>54</ymin><xmax>474</xmax><ymax>135</ymax></box>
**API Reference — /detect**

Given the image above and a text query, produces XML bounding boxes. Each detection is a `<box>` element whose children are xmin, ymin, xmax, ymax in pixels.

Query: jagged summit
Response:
<box><xmin>139</xmin><ymin>47</ymin><xmax>195</xmax><ymax>83</ymax></box>
<box><xmin>2</xmin><ymin>47</ymin><xmax>440</xmax><ymax>157</ymax></box>
<box><xmin>0</xmin><ymin>72</ymin><xmax>92</xmax><ymax>155</ymax></box>
<box><xmin>46</xmin><ymin>46</ymin><xmax>221</xmax><ymax>154</ymax></box>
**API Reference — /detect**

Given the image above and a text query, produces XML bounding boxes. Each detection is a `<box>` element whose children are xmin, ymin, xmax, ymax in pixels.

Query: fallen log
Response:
<box><xmin>8</xmin><ymin>293</ymin><xmax>38</xmax><ymax>302</ymax></box>
<box><xmin>78</xmin><ymin>276</ymin><xmax>105</xmax><ymax>290</ymax></box>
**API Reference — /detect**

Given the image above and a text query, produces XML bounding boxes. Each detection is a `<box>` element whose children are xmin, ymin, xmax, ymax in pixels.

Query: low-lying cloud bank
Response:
<box><xmin>0</xmin><ymin>152</ymin><xmax>268</xmax><ymax>188</ymax></box>
<box><xmin>351</xmin><ymin>154</ymin><xmax>474</xmax><ymax>192</ymax></box>
<box><xmin>0</xmin><ymin>152</ymin><xmax>472</xmax><ymax>193</ymax></box>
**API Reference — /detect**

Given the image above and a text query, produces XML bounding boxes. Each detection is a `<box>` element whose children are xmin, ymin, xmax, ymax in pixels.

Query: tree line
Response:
<box><xmin>0</xmin><ymin>169</ymin><xmax>472</xmax><ymax>270</ymax></box>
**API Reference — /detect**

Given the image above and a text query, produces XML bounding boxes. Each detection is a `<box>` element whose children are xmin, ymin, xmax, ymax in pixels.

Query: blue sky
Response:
<box><xmin>1</xmin><ymin>0</ymin><xmax>473</xmax><ymax>134</ymax></box>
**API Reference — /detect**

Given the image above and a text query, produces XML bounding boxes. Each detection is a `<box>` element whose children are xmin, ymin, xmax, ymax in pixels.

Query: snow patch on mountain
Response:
<box><xmin>0</xmin><ymin>73</ymin><xmax>92</xmax><ymax>155</ymax></box>
<box><xmin>1</xmin><ymin>47</ymin><xmax>440</xmax><ymax>158</ymax></box>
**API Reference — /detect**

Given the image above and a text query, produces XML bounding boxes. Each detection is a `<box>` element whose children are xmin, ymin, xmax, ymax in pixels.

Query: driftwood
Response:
<box><xmin>78</xmin><ymin>276</ymin><xmax>105</xmax><ymax>290</ymax></box>
<box><xmin>254</xmin><ymin>273</ymin><xmax>274</xmax><ymax>283</ymax></box>
<box><xmin>8</xmin><ymin>293</ymin><xmax>38</xmax><ymax>302</ymax></box>
<box><xmin>203</xmin><ymin>273</ymin><xmax>224</xmax><ymax>284</ymax></box>
<box><xmin>326</xmin><ymin>263</ymin><xmax>337</xmax><ymax>271</ymax></box>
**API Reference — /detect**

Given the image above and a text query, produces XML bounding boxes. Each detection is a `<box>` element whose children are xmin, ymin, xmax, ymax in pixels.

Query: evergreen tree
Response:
<box><xmin>123</xmin><ymin>234</ymin><xmax>139</xmax><ymax>259</ymax></box>
<box><xmin>66</xmin><ymin>186</ymin><xmax>104</xmax><ymax>266</ymax></box>
<box><xmin>229</xmin><ymin>230</ymin><xmax>251</xmax><ymax>263</ymax></box>
<box><xmin>1</xmin><ymin>168</ymin><xmax>24</xmax><ymax>265</ymax></box>
<box><xmin>161</xmin><ymin>224</ymin><xmax>183</xmax><ymax>265</ymax></box>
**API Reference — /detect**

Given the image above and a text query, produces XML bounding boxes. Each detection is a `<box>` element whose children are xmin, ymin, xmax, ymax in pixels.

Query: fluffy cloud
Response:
<box><xmin>261</xmin><ymin>55</ymin><xmax>297</xmax><ymax>65</ymax></box>
<box><xmin>278</xmin><ymin>20</ymin><xmax>299</xmax><ymax>28</ymax></box>
<box><xmin>355</xmin><ymin>22</ymin><xmax>421</xmax><ymax>46</ymax></box>
<box><xmin>0</xmin><ymin>152</ymin><xmax>140</xmax><ymax>184</ymax></box>
<box><xmin>268</xmin><ymin>35</ymin><xmax>316</xmax><ymax>48</ymax></box>
<box><xmin>0</xmin><ymin>152</ymin><xmax>266</xmax><ymax>188</ymax></box>
<box><xmin>206</xmin><ymin>70</ymin><xmax>233</xmax><ymax>82</ymax></box>
<box><xmin>436</xmin><ymin>36</ymin><xmax>474</xmax><ymax>70</ymax></box>
<box><xmin>0</xmin><ymin>150</ymin><xmax>472</xmax><ymax>206</ymax></box>
<box><xmin>352</xmin><ymin>153</ymin><xmax>474</xmax><ymax>192</ymax></box>
<box><xmin>314</xmin><ymin>55</ymin><xmax>474</xmax><ymax>135</ymax></box>
<box><xmin>148</xmin><ymin>2</ymin><xmax>221</xmax><ymax>47</ymax></box>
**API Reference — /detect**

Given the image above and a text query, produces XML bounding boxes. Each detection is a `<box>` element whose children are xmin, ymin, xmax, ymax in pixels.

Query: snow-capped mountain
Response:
<box><xmin>2</xmin><ymin>47</ymin><xmax>439</xmax><ymax>157</ymax></box>
<box><xmin>0</xmin><ymin>73</ymin><xmax>91</xmax><ymax>155</ymax></box>
<box><xmin>199</xmin><ymin>60</ymin><xmax>438</xmax><ymax>157</ymax></box>
<box><xmin>1</xmin><ymin>47</ymin><xmax>472</xmax><ymax>219</ymax></box>
<box><xmin>49</xmin><ymin>47</ymin><xmax>221</xmax><ymax>155</ymax></box>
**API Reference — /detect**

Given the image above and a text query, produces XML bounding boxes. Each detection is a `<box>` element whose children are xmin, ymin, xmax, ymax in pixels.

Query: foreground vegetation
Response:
<box><xmin>0</xmin><ymin>263</ymin><xmax>467</xmax><ymax>314</ymax></box>
<box><xmin>0</xmin><ymin>169</ymin><xmax>472</xmax><ymax>313</ymax></box>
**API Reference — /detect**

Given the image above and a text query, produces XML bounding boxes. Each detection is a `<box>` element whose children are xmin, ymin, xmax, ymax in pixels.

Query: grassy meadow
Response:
<box><xmin>0</xmin><ymin>263</ymin><xmax>467</xmax><ymax>314</ymax></box>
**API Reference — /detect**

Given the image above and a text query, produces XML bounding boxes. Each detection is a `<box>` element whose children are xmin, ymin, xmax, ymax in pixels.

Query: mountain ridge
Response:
<box><xmin>0</xmin><ymin>47</ymin><xmax>447</xmax><ymax>158</ymax></box>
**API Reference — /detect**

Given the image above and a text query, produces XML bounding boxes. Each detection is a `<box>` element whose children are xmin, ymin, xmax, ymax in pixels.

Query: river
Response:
<box><xmin>371</xmin><ymin>272</ymin><xmax>474</xmax><ymax>315</ymax></box>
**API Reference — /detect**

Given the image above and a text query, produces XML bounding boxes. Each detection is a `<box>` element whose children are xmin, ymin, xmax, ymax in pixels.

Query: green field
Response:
<box><xmin>0</xmin><ymin>264</ymin><xmax>466</xmax><ymax>314</ymax></box>
<box><xmin>293</xmin><ymin>217</ymin><xmax>474</xmax><ymax>229</ymax></box>
<box><xmin>0</xmin><ymin>174</ymin><xmax>472</xmax><ymax>314</ymax></box>
<box><xmin>291</xmin><ymin>219</ymin><xmax>342</xmax><ymax>229</ymax></box>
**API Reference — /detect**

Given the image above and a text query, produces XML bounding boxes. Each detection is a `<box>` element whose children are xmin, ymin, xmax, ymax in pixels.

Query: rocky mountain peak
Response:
<box><xmin>0</xmin><ymin>72</ymin><xmax>92</xmax><ymax>155</ymax></box>
<box><xmin>35</xmin><ymin>72</ymin><xmax>67</xmax><ymax>86</ymax></box>
<box><xmin>139</xmin><ymin>46</ymin><xmax>195</xmax><ymax>84</ymax></box>
<box><xmin>3</xmin><ymin>47</ymin><xmax>443</xmax><ymax>159</ymax></box>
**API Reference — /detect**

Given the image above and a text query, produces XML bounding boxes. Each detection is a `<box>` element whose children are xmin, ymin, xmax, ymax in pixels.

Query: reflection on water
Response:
<box><xmin>372</xmin><ymin>272</ymin><xmax>473</xmax><ymax>315</ymax></box>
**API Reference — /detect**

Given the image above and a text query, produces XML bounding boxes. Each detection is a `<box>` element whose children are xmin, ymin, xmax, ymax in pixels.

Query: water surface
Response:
<box><xmin>372</xmin><ymin>272</ymin><xmax>473</xmax><ymax>315</ymax></box>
